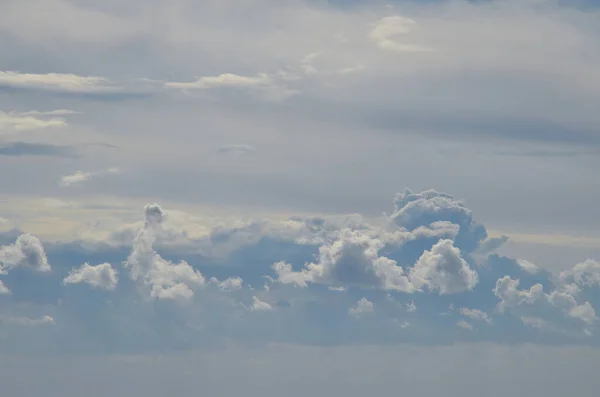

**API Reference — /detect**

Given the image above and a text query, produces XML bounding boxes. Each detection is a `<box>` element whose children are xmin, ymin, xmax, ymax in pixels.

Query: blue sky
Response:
<box><xmin>1</xmin><ymin>0</ymin><xmax>600</xmax><ymax>395</ymax></box>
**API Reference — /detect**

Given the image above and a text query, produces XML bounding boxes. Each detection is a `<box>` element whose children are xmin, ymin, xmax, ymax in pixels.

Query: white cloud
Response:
<box><xmin>0</xmin><ymin>234</ymin><xmax>50</xmax><ymax>273</ymax></box>
<box><xmin>369</xmin><ymin>16</ymin><xmax>432</xmax><ymax>53</ymax></box>
<box><xmin>124</xmin><ymin>203</ymin><xmax>207</xmax><ymax>302</ymax></box>
<box><xmin>212</xmin><ymin>276</ymin><xmax>243</xmax><ymax>291</ymax></box>
<box><xmin>560</xmin><ymin>260</ymin><xmax>600</xmax><ymax>288</ymax></box>
<box><xmin>250</xmin><ymin>296</ymin><xmax>273</xmax><ymax>312</ymax></box>
<box><xmin>18</xmin><ymin>109</ymin><xmax>79</xmax><ymax>116</ymax></box>
<box><xmin>349</xmin><ymin>297</ymin><xmax>374</xmax><ymax>317</ymax></box>
<box><xmin>494</xmin><ymin>276</ymin><xmax>597</xmax><ymax>326</ymax></box>
<box><xmin>63</xmin><ymin>262</ymin><xmax>118</xmax><ymax>290</ymax></box>
<box><xmin>60</xmin><ymin>167</ymin><xmax>120</xmax><ymax>187</ymax></box>
<box><xmin>60</xmin><ymin>171</ymin><xmax>93</xmax><ymax>186</ymax></box>
<box><xmin>457</xmin><ymin>320</ymin><xmax>474</xmax><ymax>331</ymax></box>
<box><xmin>517</xmin><ymin>259</ymin><xmax>540</xmax><ymax>274</ymax></box>
<box><xmin>165</xmin><ymin>73</ymin><xmax>271</xmax><ymax>90</ymax></box>
<box><xmin>459</xmin><ymin>308</ymin><xmax>492</xmax><ymax>324</ymax></box>
<box><xmin>405</xmin><ymin>300</ymin><xmax>417</xmax><ymax>312</ymax></box>
<box><xmin>411</xmin><ymin>239</ymin><xmax>478</xmax><ymax>295</ymax></box>
<box><xmin>0</xmin><ymin>111</ymin><xmax>67</xmax><ymax>133</ymax></box>
<box><xmin>0</xmin><ymin>71</ymin><xmax>114</xmax><ymax>93</ymax></box>
<box><xmin>1</xmin><ymin>315</ymin><xmax>55</xmax><ymax>327</ymax></box>
<box><xmin>0</xmin><ymin>280</ymin><xmax>10</xmax><ymax>295</ymax></box>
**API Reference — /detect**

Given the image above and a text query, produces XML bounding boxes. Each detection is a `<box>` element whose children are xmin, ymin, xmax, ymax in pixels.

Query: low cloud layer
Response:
<box><xmin>0</xmin><ymin>188</ymin><xmax>599</xmax><ymax>354</ymax></box>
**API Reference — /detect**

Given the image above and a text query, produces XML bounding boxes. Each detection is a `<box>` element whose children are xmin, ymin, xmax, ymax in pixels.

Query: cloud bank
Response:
<box><xmin>0</xmin><ymin>188</ymin><xmax>598</xmax><ymax>354</ymax></box>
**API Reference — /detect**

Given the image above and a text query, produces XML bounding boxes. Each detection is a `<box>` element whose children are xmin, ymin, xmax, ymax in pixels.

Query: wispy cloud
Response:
<box><xmin>60</xmin><ymin>167</ymin><xmax>120</xmax><ymax>187</ymax></box>
<box><xmin>0</xmin><ymin>71</ymin><xmax>116</xmax><ymax>93</ymax></box>
<box><xmin>0</xmin><ymin>142</ymin><xmax>78</xmax><ymax>157</ymax></box>
<box><xmin>217</xmin><ymin>144</ymin><xmax>255</xmax><ymax>155</ymax></box>
<box><xmin>0</xmin><ymin>111</ymin><xmax>69</xmax><ymax>132</ymax></box>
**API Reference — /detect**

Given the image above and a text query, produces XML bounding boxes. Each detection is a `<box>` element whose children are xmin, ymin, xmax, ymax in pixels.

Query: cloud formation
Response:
<box><xmin>0</xmin><ymin>188</ymin><xmax>598</xmax><ymax>354</ymax></box>
<box><xmin>63</xmin><ymin>262</ymin><xmax>118</xmax><ymax>290</ymax></box>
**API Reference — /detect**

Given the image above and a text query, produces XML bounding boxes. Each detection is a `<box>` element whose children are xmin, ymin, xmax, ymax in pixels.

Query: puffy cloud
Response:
<box><xmin>560</xmin><ymin>260</ymin><xmax>600</xmax><ymax>288</ymax></box>
<box><xmin>349</xmin><ymin>297</ymin><xmax>374</xmax><ymax>318</ymax></box>
<box><xmin>494</xmin><ymin>276</ymin><xmax>597</xmax><ymax>326</ymax></box>
<box><xmin>411</xmin><ymin>239</ymin><xmax>478</xmax><ymax>295</ymax></box>
<box><xmin>389</xmin><ymin>189</ymin><xmax>491</xmax><ymax>253</ymax></box>
<box><xmin>272</xmin><ymin>229</ymin><xmax>416</xmax><ymax>292</ymax></box>
<box><xmin>124</xmin><ymin>205</ymin><xmax>206</xmax><ymax>302</ymax></box>
<box><xmin>212</xmin><ymin>276</ymin><xmax>244</xmax><ymax>292</ymax></box>
<box><xmin>63</xmin><ymin>262</ymin><xmax>118</xmax><ymax>290</ymax></box>
<box><xmin>0</xmin><ymin>234</ymin><xmax>50</xmax><ymax>273</ymax></box>
<box><xmin>251</xmin><ymin>296</ymin><xmax>273</xmax><ymax>312</ymax></box>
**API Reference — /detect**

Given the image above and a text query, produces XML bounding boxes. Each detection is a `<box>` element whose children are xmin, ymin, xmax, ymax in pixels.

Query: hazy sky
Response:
<box><xmin>2</xmin><ymin>0</ymin><xmax>600</xmax><ymax>396</ymax></box>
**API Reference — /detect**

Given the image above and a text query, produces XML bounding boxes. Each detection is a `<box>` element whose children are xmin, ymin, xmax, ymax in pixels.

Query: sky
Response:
<box><xmin>2</xmin><ymin>0</ymin><xmax>600</xmax><ymax>396</ymax></box>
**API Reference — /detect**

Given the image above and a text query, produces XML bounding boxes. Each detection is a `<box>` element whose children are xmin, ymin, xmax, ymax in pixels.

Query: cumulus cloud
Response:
<box><xmin>0</xmin><ymin>234</ymin><xmax>50</xmax><ymax>273</ymax></box>
<box><xmin>0</xmin><ymin>71</ymin><xmax>115</xmax><ymax>93</ymax></box>
<box><xmin>411</xmin><ymin>239</ymin><xmax>478</xmax><ymax>295</ymax></box>
<box><xmin>272</xmin><ymin>231</ymin><xmax>476</xmax><ymax>295</ymax></box>
<box><xmin>124</xmin><ymin>203</ymin><xmax>207</xmax><ymax>302</ymax></box>
<box><xmin>211</xmin><ymin>276</ymin><xmax>243</xmax><ymax>291</ymax></box>
<box><xmin>0</xmin><ymin>188</ymin><xmax>599</xmax><ymax>351</ymax></box>
<box><xmin>349</xmin><ymin>297</ymin><xmax>374</xmax><ymax>318</ymax></box>
<box><xmin>494</xmin><ymin>276</ymin><xmax>596</xmax><ymax>326</ymax></box>
<box><xmin>251</xmin><ymin>296</ymin><xmax>273</xmax><ymax>312</ymax></box>
<box><xmin>560</xmin><ymin>260</ymin><xmax>600</xmax><ymax>288</ymax></box>
<box><xmin>63</xmin><ymin>262</ymin><xmax>118</xmax><ymax>290</ymax></box>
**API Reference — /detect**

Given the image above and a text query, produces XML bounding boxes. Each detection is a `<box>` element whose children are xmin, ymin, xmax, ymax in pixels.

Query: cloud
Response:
<box><xmin>494</xmin><ymin>276</ymin><xmax>596</xmax><ymax>326</ymax></box>
<box><xmin>124</xmin><ymin>203</ymin><xmax>207</xmax><ymax>302</ymax></box>
<box><xmin>18</xmin><ymin>109</ymin><xmax>79</xmax><ymax>116</ymax></box>
<box><xmin>217</xmin><ymin>144</ymin><xmax>255</xmax><ymax>155</ymax></box>
<box><xmin>369</xmin><ymin>16</ymin><xmax>432</xmax><ymax>53</ymax></box>
<box><xmin>0</xmin><ymin>188</ymin><xmax>600</xmax><ymax>352</ymax></box>
<box><xmin>410</xmin><ymin>239</ymin><xmax>478</xmax><ymax>295</ymax></box>
<box><xmin>349</xmin><ymin>297</ymin><xmax>374</xmax><ymax>317</ymax></box>
<box><xmin>457</xmin><ymin>319</ymin><xmax>474</xmax><ymax>331</ymax></box>
<box><xmin>0</xmin><ymin>71</ymin><xmax>116</xmax><ymax>93</ymax></box>
<box><xmin>0</xmin><ymin>111</ymin><xmax>68</xmax><ymax>132</ymax></box>
<box><xmin>60</xmin><ymin>167</ymin><xmax>120</xmax><ymax>187</ymax></box>
<box><xmin>0</xmin><ymin>234</ymin><xmax>50</xmax><ymax>273</ymax></box>
<box><xmin>459</xmin><ymin>308</ymin><xmax>492</xmax><ymax>324</ymax></box>
<box><xmin>0</xmin><ymin>315</ymin><xmax>55</xmax><ymax>327</ymax></box>
<box><xmin>63</xmin><ymin>262</ymin><xmax>118</xmax><ymax>290</ymax></box>
<box><xmin>251</xmin><ymin>296</ymin><xmax>273</xmax><ymax>312</ymax></box>
<box><xmin>0</xmin><ymin>280</ymin><xmax>10</xmax><ymax>294</ymax></box>
<box><xmin>166</xmin><ymin>73</ymin><xmax>271</xmax><ymax>90</ymax></box>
